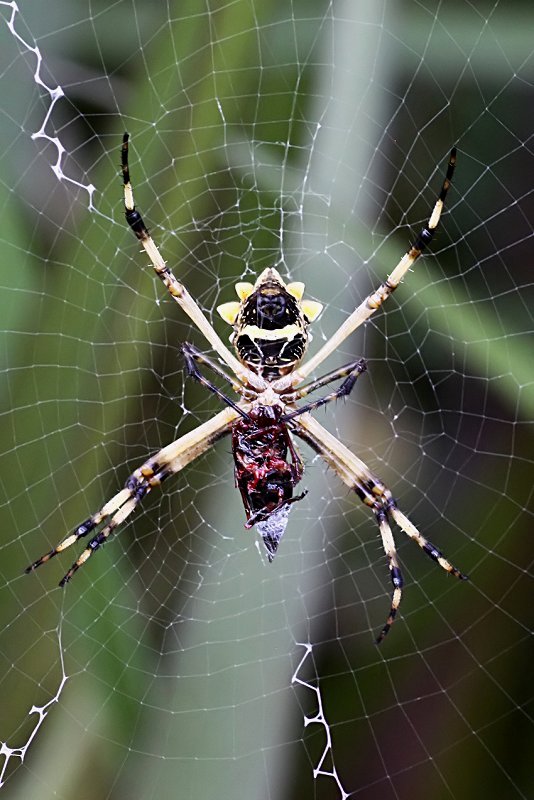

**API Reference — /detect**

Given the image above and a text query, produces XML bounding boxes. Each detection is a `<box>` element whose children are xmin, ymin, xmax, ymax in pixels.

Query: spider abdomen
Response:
<box><xmin>217</xmin><ymin>267</ymin><xmax>323</xmax><ymax>379</ymax></box>
<box><xmin>232</xmin><ymin>405</ymin><xmax>305</xmax><ymax>559</ymax></box>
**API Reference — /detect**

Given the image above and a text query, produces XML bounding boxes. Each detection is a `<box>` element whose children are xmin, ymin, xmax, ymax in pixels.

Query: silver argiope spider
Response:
<box><xmin>26</xmin><ymin>135</ymin><xmax>467</xmax><ymax>643</ymax></box>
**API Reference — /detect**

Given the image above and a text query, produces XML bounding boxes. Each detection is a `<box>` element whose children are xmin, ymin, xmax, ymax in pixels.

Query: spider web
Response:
<box><xmin>0</xmin><ymin>1</ymin><xmax>532</xmax><ymax>798</ymax></box>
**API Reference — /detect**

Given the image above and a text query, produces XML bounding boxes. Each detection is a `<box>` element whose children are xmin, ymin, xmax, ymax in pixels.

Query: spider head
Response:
<box><xmin>217</xmin><ymin>267</ymin><xmax>323</xmax><ymax>378</ymax></box>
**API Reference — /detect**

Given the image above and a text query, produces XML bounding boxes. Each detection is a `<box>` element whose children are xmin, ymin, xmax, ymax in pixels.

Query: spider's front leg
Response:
<box><xmin>293</xmin><ymin>413</ymin><xmax>467</xmax><ymax>643</ymax></box>
<box><xmin>25</xmin><ymin>407</ymin><xmax>237</xmax><ymax>586</ymax></box>
<box><xmin>292</xmin><ymin>148</ymin><xmax>457</xmax><ymax>383</ymax></box>
<box><xmin>121</xmin><ymin>134</ymin><xmax>257</xmax><ymax>388</ymax></box>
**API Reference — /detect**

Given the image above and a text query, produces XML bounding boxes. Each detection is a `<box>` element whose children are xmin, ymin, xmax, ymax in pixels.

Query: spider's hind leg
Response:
<box><xmin>25</xmin><ymin>466</ymin><xmax>170</xmax><ymax>586</ymax></box>
<box><xmin>293</xmin><ymin>414</ymin><xmax>467</xmax><ymax>643</ymax></box>
<box><xmin>374</xmin><ymin>495</ymin><xmax>468</xmax><ymax>643</ymax></box>
<box><xmin>25</xmin><ymin>407</ymin><xmax>236</xmax><ymax>586</ymax></box>
<box><xmin>388</xmin><ymin>501</ymin><xmax>468</xmax><ymax>581</ymax></box>
<box><xmin>373</xmin><ymin>503</ymin><xmax>404</xmax><ymax>644</ymax></box>
<box><xmin>56</xmin><ymin>467</ymin><xmax>173</xmax><ymax>585</ymax></box>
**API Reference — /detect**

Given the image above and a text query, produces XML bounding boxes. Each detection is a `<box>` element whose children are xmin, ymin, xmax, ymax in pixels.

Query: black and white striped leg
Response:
<box><xmin>25</xmin><ymin>465</ymin><xmax>170</xmax><ymax>586</ymax></box>
<box><xmin>375</xmin><ymin>508</ymin><xmax>404</xmax><ymax>644</ymax></box>
<box><xmin>388</xmin><ymin>503</ymin><xmax>467</xmax><ymax>581</ymax></box>
<box><xmin>25</xmin><ymin>407</ymin><xmax>237</xmax><ymax>585</ymax></box>
<box><xmin>57</xmin><ymin>470</ymin><xmax>170</xmax><ymax>586</ymax></box>
<box><xmin>121</xmin><ymin>134</ymin><xmax>249</xmax><ymax>383</ymax></box>
<box><xmin>293</xmin><ymin>413</ymin><xmax>467</xmax><ymax>643</ymax></box>
<box><xmin>293</xmin><ymin>148</ymin><xmax>457</xmax><ymax>382</ymax></box>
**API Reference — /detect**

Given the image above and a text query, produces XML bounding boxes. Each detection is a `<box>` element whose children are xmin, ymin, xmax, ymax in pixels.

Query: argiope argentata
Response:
<box><xmin>25</xmin><ymin>135</ymin><xmax>467</xmax><ymax>643</ymax></box>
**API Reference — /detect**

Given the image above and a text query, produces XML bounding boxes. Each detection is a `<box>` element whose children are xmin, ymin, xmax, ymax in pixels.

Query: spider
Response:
<box><xmin>26</xmin><ymin>135</ymin><xmax>467</xmax><ymax>643</ymax></box>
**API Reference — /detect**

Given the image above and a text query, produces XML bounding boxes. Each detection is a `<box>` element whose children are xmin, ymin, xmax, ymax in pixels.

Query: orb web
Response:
<box><xmin>0</xmin><ymin>1</ymin><xmax>532</xmax><ymax>798</ymax></box>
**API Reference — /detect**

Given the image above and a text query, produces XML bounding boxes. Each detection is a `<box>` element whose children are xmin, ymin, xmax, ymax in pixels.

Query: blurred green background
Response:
<box><xmin>0</xmin><ymin>1</ymin><xmax>532</xmax><ymax>798</ymax></box>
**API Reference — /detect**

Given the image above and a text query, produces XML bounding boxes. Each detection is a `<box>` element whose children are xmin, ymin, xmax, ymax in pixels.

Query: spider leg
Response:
<box><xmin>292</xmin><ymin>413</ymin><xmax>467</xmax><ymax>643</ymax></box>
<box><xmin>25</xmin><ymin>406</ymin><xmax>237</xmax><ymax>586</ymax></box>
<box><xmin>182</xmin><ymin>342</ymin><xmax>251</xmax><ymax>420</ymax></box>
<box><xmin>181</xmin><ymin>342</ymin><xmax>247</xmax><ymax>394</ymax></box>
<box><xmin>374</xmin><ymin>510</ymin><xmax>404</xmax><ymax>644</ymax></box>
<box><xmin>121</xmin><ymin>133</ymin><xmax>257</xmax><ymax>387</ymax></box>
<box><xmin>293</xmin><ymin>148</ymin><xmax>457</xmax><ymax>382</ymax></box>
<box><xmin>281</xmin><ymin>358</ymin><xmax>367</xmax><ymax>421</ymax></box>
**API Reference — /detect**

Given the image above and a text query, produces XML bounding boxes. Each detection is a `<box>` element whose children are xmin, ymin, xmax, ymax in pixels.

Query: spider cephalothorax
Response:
<box><xmin>217</xmin><ymin>267</ymin><xmax>323</xmax><ymax>378</ymax></box>
<box><xmin>25</xmin><ymin>137</ymin><xmax>467</xmax><ymax>643</ymax></box>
